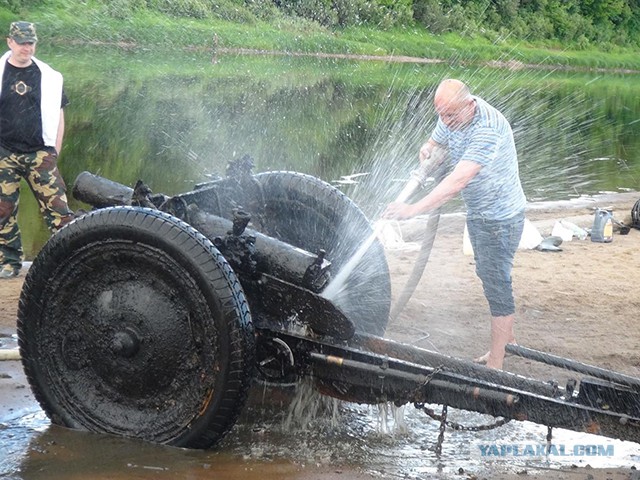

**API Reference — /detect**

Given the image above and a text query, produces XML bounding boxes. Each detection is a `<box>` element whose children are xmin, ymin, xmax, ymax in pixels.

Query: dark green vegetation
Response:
<box><xmin>1</xmin><ymin>0</ymin><xmax>639</xmax><ymax>70</ymax></box>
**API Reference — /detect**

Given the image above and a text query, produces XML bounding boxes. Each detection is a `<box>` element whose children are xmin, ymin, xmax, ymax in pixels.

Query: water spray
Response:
<box><xmin>322</xmin><ymin>152</ymin><xmax>439</xmax><ymax>303</ymax></box>
<box><xmin>387</xmin><ymin>146</ymin><xmax>448</xmax><ymax>322</ymax></box>
<box><xmin>393</xmin><ymin>152</ymin><xmax>440</xmax><ymax>204</ymax></box>
<box><xmin>323</xmin><ymin>146</ymin><xmax>448</xmax><ymax>324</ymax></box>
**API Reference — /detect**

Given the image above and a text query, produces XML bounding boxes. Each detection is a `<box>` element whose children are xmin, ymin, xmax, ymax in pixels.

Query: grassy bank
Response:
<box><xmin>2</xmin><ymin>2</ymin><xmax>639</xmax><ymax>72</ymax></box>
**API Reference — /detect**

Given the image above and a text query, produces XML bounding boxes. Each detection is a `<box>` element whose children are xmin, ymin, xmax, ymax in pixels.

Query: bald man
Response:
<box><xmin>383</xmin><ymin>79</ymin><xmax>526</xmax><ymax>369</ymax></box>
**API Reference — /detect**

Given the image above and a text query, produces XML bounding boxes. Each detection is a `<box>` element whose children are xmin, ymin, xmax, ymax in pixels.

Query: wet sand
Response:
<box><xmin>1</xmin><ymin>192</ymin><xmax>640</xmax><ymax>479</ymax></box>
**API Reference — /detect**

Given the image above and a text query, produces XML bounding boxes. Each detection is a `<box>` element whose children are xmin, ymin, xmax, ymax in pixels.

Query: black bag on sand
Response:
<box><xmin>631</xmin><ymin>198</ymin><xmax>640</xmax><ymax>230</ymax></box>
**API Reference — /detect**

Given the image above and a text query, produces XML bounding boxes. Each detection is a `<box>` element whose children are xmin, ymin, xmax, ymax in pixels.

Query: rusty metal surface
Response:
<box><xmin>250</xmin><ymin>274</ymin><xmax>355</xmax><ymax>340</ymax></box>
<box><xmin>73</xmin><ymin>171</ymin><xmax>134</xmax><ymax>207</ymax></box>
<box><xmin>258</xmin><ymin>329</ymin><xmax>640</xmax><ymax>444</ymax></box>
<box><xmin>187</xmin><ymin>207</ymin><xmax>331</xmax><ymax>289</ymax></box>
<box><xmin>506</xmin><ymin>344</ymin><xmax>640</xmax><ymax>390</ymax></box>
<box><xmin>349</xmin><ymin>333</ymin><xmax>559</xmax><ymax>398</ymax></box>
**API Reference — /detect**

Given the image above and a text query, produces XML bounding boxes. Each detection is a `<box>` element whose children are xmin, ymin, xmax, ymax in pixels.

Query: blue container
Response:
<box><xmin>591</xmin><ymin>209</ymin><xmax>613</xmax><ymax>243</ymax></box>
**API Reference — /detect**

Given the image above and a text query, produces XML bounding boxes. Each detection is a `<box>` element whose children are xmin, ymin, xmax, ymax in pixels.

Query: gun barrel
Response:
<box><xmin>73</xmin><ymin>171</ymin><xmax>134</xmax><ymax>207</ymax></box>
<box><xmin>72</xmin><ymin>171</ymin><xmax>331</xmax><ymax>288</ymax></box>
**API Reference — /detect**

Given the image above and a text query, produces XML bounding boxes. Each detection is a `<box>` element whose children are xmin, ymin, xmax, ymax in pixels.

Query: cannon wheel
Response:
<box><xmin>17</xmin><ymin>207</ymin><xmax>255</xmax><ymax>449</ymax></box>
<box><xmin>253</xmin><ymin>171</ymin><xmax>391</xmax><ymax>336</ymax></box>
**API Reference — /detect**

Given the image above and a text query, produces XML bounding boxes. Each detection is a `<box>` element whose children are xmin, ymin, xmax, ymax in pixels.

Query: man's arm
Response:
<box><xmin>419</xmin><ymin>139</ymin><xmax>447</xmax><ymax>167</ymax></box>
<box><xmin>383</xmin><ymin>160</ymin><xmax>481</xmax><ymax>219</ymax></box>
<box><xmin>55</xmin><ymin>109</ymin><xmax>65</xmax><ymax>154</ymax></box>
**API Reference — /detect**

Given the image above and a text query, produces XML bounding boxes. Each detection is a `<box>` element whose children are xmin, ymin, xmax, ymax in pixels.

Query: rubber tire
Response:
<box><xmin>253</xmin><ymin>171</ymin><xmax>391</xmax><ymax>336</ymax></box>
<box><xmin>17</xmin><ymin>207</ymin><xmax>255</xmax><ymax>449</ymax></box>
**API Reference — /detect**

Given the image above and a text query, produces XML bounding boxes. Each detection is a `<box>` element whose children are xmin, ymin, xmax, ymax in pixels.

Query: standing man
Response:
<box><xmin>0</xmin><ymin>21</ymin><xmax>74</xmax><ymax>278</ymax></box>
<box><xmin>383</xmin><ymin>79</ymin><xmax>526</xmax><ymax>370</ymax></box>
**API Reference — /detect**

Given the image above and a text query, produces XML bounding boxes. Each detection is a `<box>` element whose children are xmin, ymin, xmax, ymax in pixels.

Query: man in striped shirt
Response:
<box><xmin>383</xmin><ymin>79</ymin><xmax>526</xmax><ymax>370</ymax></box>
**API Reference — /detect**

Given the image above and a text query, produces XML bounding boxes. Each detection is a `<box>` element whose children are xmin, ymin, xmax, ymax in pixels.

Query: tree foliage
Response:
<box><xmin>82</xmin><ymin>0</ymin><xmax>640</xmax><ymax>48</ymax></box>
<box><xmin>410</xmin><ymin>0</ymin><xmax>639</xmax><ymax>48</ymax></box>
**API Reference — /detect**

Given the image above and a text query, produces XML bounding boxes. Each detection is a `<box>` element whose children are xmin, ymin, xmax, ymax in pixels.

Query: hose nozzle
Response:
<box><xmin>394</xmin><ymin>146</ymin><xmax>447</xmax><ymax>203</ymax></box>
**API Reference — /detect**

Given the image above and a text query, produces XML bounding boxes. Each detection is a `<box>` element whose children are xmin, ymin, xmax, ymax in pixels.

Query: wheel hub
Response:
<box><xmin>111</xmin><ymin>328</ymin><xmax>141</xmax><ymax>358</ymax></box>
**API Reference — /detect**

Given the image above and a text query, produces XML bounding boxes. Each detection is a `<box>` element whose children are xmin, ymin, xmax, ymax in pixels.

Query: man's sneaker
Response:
<box><xmin>0</xmin><ymin>264</ymin><xmax>20</xmax><ymax>279</ymax></box>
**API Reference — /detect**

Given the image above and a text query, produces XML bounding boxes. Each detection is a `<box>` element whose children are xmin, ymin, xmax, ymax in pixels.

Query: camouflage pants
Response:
<box><xmin>0</xmin><ymin>148</ymin><xmax>74</xmax><ymax>268</ymax></box>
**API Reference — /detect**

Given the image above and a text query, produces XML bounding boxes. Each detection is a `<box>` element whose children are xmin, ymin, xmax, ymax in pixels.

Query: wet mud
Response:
<box><xmin>2</xmin><ymin>374</ymin><xmax>639</xmax><ymax>480</ymax></box>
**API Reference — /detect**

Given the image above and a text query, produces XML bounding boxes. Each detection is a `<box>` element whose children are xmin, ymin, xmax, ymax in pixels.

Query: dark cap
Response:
<box><xmin>9</xmin><ymin>21</ymin><xmax>38</xmax><ymax>44</ymax></box>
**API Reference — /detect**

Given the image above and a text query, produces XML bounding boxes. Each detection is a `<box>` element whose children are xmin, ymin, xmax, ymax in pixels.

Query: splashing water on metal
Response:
<box><xmin>321</xmin><ymin>228</ymin><xmax>380</xmax><ymax>303</ymax></box>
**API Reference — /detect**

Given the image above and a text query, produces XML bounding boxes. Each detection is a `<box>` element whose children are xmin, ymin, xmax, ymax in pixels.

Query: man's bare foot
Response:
<box><xmin>473</xmin><ymin>351</ymin><xmax>490</xmax><ymax>365</ymax></box>
<box><xmin>473</xmin><ymin>343</ymin><xmax>517</xmax><ymax>367</ymax></box>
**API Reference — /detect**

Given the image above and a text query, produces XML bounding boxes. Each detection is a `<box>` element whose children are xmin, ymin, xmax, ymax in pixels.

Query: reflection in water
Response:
<box><xmin>2</xmin><ymin>383</ymin><xmax>638</xmax><ymax>479</ymax></box>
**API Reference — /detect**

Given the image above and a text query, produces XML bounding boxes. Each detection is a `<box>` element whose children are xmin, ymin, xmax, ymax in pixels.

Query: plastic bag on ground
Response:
<box><xmin>559</xmin><ymin>219</ymin><xmax>589</xmax><ymax>240</ymax></box>
<box><xmin>551</xmin><ymin>221</ymin><xmax>575</xmax><ymax>242</ymax></box>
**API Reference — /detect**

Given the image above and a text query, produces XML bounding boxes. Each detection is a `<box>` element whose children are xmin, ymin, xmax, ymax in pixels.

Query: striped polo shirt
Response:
<box><xmin>431</xmin><ymin>96</ymin><xmax>526</xmax><ymax>221</ymax></box>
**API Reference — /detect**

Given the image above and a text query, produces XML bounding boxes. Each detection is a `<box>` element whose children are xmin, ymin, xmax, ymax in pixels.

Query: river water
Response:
<box><xmin>2</xmin><ymin>377</ymin><xmax>639</xmax><ymax>479</ymax></box>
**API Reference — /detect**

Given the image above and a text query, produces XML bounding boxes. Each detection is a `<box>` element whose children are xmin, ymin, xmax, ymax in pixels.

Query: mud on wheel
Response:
<box><xmin>17</xmin><ymin>207</ymin><xmax>255</xmax><ymax>449</ymax></box>
<box><xmin>252</xmin><ymin>171</ymin><xmax>391</xmax><ymax>336</ymax></box>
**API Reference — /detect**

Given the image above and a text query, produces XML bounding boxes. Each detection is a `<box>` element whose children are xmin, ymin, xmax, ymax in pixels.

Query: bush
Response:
<box><xmin>363</xmin><ymin>0</ymin><xmax>413</xmax><ymax>29</ymax></box>
<box><xmin>332</xmin><ymin>0</ymin><xmax>369</xmax><ymax>27</ymax></box>
<box><xmin>0</xmin><ymin>0</ymin><xmax>44</xmax><ymax>11</ymax></box>
<box><xmin>100</xmin><ymin>0</ymin><xmax>148</xmax><ymax>19</ymax></box>
<box><xmin>243</xmin><ymin>0</ymin><xmax>281</xmax><ymax>21</ymax></box>
<box><xmin>446</xmin><ymin>4</ymin><xmax>473</xmax><ymax>34</ymax></box>
<box><xmin>146</xmin><ymin>0</ymin><xmax>211</xmax><ymax>19</ymax></box>
<box><xmin>276</xmin><ymin>0</ymin><xmax>337</xmax><ymax>27</ymax></box>
<box><xmin>275</xmin><ymin>0</ymin><xmax>413</xmax><ymax>29</ymax></box>
<box><xmin>0</xmin><ymin>0</ymin><xmax>21</xmax><ymax>12</ymax></box>
<box><xmin>413</xmin><ymin>0</ymin><xmax>448</xmax><ymax>34</ymax></box>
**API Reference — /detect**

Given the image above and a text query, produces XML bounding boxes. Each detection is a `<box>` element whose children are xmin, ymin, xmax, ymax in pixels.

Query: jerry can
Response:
<box><xmin>591</xmin><ymin>208</ymin><xmax>613</xmax><ymax>243</ymax></box>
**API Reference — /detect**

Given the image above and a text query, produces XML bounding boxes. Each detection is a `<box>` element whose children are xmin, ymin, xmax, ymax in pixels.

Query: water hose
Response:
<box><xmin>389</xmin><ymin>162</ymin><xmax>447</xmax><ymax>321</ymax></box>
<box><xmin>389</xmin><ymin>205</ymin><xmax>441</xmax><ymax>321</ymax></box>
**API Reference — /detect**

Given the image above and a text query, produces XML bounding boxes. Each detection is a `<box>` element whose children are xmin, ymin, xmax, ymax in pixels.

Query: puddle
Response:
<box><xmin>1</xmin><ymin>380</ymin><xmax>638</xmax><ymax>479</ymax></box>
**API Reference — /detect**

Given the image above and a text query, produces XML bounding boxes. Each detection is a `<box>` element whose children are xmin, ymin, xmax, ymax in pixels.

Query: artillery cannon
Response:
<box><xmin>17</xmin><ymin>161</ymin><xmax>640</xmax><ymax>450</ymax></box>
